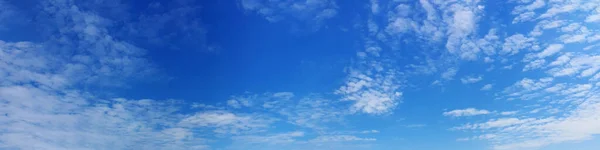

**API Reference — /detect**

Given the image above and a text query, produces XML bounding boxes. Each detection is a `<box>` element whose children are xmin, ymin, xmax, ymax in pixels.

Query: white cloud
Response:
<box><xmin>453</xmin><ymin>70</ymin><xmax>600</xmax><ymax>150</ymax></box>
<box><xmin>511</xmin><ymin>0</ymin><xmax>545</xmax><ymax>23</ymax></box>
<box><xmin>545</xmin><ymin>83</ymin><xmax>566</xmax><ymax>93</ymax></box>
<box><xmin>503</xmin><ymin>78</ymin><xmax>553</xmax><ymax>99</ymax></box>
<box><xmin>361</xmin><ymin>130</ymin><xmax>380</xmax><ymax>134</ymax></box>
<box><xmin>549</xmin><ymin>53</ymin><xmax>571</xmax><ymax>66</ymax></box>
<box><xmin>484</xmin><ymin>57</ymin><xmax>494</xmax><ymax>63</ymax></box>
<box><xmin>370</xmin><ymin>0</ymin><xmax>379</xmax><ymax>14</ymax></box>
<box><xmin>0</xmin><ymin>85</ymin><xmax>209</xmax><ymax>149</ymax></box>
<box><xmin>442</xmin><ymin>68</ymin><xmax>459</xmax><ymax>80</ymax></box>
<box><xmin>548</xmin><ymin>54</ymin><xmax>600</xmax><ymax>77</ymax></box>
<box><xmin>239</xmin><ymin>0</ymin><xmax>337</xmax><ymax>24</ymax></box>
<box><xmin>481</xmin><ymin>84</ymin><xmax>493</xmax><ymax>91</ymax></box>
<box><xmin>537</xmin><ymin>44</ymin><xmax>564</xmax><ymax>58</ymax></box>
<box><xmin>227</xmin><ymin>94</ymin><xmax>256</xmax><ymax>108</ymax></box>
<box><xmin>560</xmin><ymin>33</ymin><xmax>588</xmax><ymax>43</ymax></box>
<box><xmin>513</xmin><ymin>11</ymin><xmax>536</xmax><ymax>23</ymax></box>
<box><xmin>278</xmin><ymin>96</ymin><xmax>345</xmax><ymax>129</ymax></box>
<box><xmin>458</xmin><ymin>134</ymin><xmax>499</xmax><ymax>141</ymax></box>
<box><xmin>179</xmin><ymin>110</ymin><xmax>272</xmax><ymax>135</ymax></box>
<box><xmin>311</xmin><ymin>135</ymin><xmax>376</xmax><ymax>142</ymax></box>
<box><xmin>231</xmin><ymin>131</ymin><xmax>304</xmax><ymax>145</ymax></box>
<box><xmin>386</xmin><ymin>18</ymin><xmax>415</xmax><ymax>34</ymax></box>
<box><xmin>0</xmin><ymin>1</ymin><xmax>220</xmax><ymax>148</ymax></box>
<box><xmin>539</xmin><ymin>2</ymin><xmax>578</xmax><ymax>18</ymax></box>
<box><xmin>443</xmin><ymin>108</ymin><xmax>490</xmax><ymax>117</ymax></box>
<box><xmin>453</xmin><ymin>118</ymin><xmax>532</xmax><ymax>130</ymax></box>
<box><xmin>457</xmin><ymin>94</ymin><xmax>600</xmax><ymax>150</ymax></box>
<box><xmin>0</xmin><ymin>32</ymin><xmax>211</xmax><ymax>149</ymax></box>
<box><xmin>501</xmin><ymin>34</ymin><xmax>535</xmax><ymax>55</ymax></box>
<box><xmin>523</xmin><ymin>59</ymin><xmax>546</xmax><ymax>71</ymax></box>
<box><xmin>585</xmin><ymin>8</ymin><xmax>600</xmax><ymax>22</ymax></box>
<box><xmin>541</xmin><ymin>20</ymin><xmax>565</xmax><ymax>29</ymax></box>
<box><xmin>500</xmin><ymin>111</ymin><xmax>518</xmax><ymax>115</ymax></box>
<box><xmin>404</xmin><ymin>124</ymin><xmax>427</xmax><ymax>128</ymax></box>
<box><xmin>461</xmin><ymin>75</ymin><xmax>483</xmax><ymax>84</ymax></box>
<box><xmin>445</xmin><ymin>10</ymin><xmax>476</xmax><ymax>54</ymax></box>
<box><xmin>561</xmin><ymin>84</ymin><xmax>592</xmax><ymax>95</ymax></box>
<box><xmin>561</xmin><ymin>23</ymin><xmax>581</xmax><ymax>32</ymax></box>
<box><xmin>336</xmin><ymin>48</ymin><xmax>403</xmax><ymax>114</ymax></box>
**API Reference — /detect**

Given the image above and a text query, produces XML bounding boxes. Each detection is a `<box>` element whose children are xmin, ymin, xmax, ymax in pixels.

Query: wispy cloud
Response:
<box><xmin>239</xmin><ymin>0</ymin><xmax>337</xmax><ymax>30</ymax></box>
<box><xmin>481</xmin><ymin>84</ymin><xmax>493</xmax><ymax>91</ymax></box>
<box><xmin>443</xmin><ymin>108</ymin><xmax>490</xmax><ymax>117</ymax></box>
<box><xmin>442</xmin><ymin>68</ymin><xmax>459</xmax><ymax>80</ymax></box>
<box><xmin>461</xmin><ymin>75</ymin><xmax>483</xmax><ymax>84</ymax></box>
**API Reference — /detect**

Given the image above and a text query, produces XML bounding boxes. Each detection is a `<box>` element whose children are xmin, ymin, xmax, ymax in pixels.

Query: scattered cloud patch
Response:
<box><xmin>443</xmin><ymin>108</ymin><xmax>491</xmax><ymax>117</ymax></box>
<box><xmin>461</xmin><ymin>75</ymin><xmax>483</xmax><ymax>84</ymax></box>
<box><xmin>481</xmin><ymin>84</ymin><xmax>493</xmax><ymax>91</ymax></box>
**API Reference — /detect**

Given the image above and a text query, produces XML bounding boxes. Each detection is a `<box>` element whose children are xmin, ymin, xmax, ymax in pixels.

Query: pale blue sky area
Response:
<box><xmin>1</xmin><ymin>0</ymin><xmax>600</xmax><ymax>150</ymax></box>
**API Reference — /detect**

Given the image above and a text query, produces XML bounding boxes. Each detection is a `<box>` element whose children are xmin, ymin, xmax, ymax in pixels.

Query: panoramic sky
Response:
<box><xmin>1</xmin><ymin>0</ymin><xmax>600</xmax><ymax>150</ymax></box>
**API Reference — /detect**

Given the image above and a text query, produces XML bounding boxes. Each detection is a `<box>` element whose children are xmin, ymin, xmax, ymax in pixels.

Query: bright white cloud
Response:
<box><xmin>537</xmin><ymin>44</ymin><xmax>564</xmax><ymax>58</ymax></box>
<box><xmin>549</xmin><ymin>53</ymin><xmax>571</xmax><ymax>66</ymax></box>
<box><xmin>443</xmin><ymin>108</ymin><xmax>490</xmax><ymax>117</ymax></box>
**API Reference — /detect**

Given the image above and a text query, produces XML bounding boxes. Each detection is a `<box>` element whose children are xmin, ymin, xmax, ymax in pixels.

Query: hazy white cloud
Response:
<box><xmin>481</xmin><ymin>84</ymin><xmax>493</xmax><ymax>91</ymax></box>
<box><xmin>336</xmin><ymin>51</ymin><xmax>403</xmax><ymax>114</ymax></box>
<box><xmin>404</xmin><ymin>124</ymin><xmax>427</xmax><ymax>128</ymax></box>
<box><xmin>443</xmin><ymin>108</ymin><xmax>490</xmax><ymax>117</ymax></box>
<box><xmin>179</xmin><ymin>110</ymin><xmax>272</xmax><ymax>135</ymax></box>
<box><xmin>456</xmin><ymin>93</ymin><xmax>600</xmax><ymax>150</ymax></box>
<box><xmin>442</xmin><ymin>68</ymin><xmax>459</xmax><ymax>80</ymax></box>
<box><xmin>461</xmin><ymin>75</ymin><xmax>483</xmax><ymax>84</ymax></box>
<box><xmin>239</xmin><ymin>0</ymin><xmax>337</xmax><ymax>24</ymax></box>
<box><xmin>311</xmin><ymin>135</ymin><xmax>376</xmax><ymax>142</ymax></box>
<box><xmin>511</xmin><ymin>0</ymin><xmax>545</xmax><ymax>23</ymax></box>
<box><xmin>503</xmin><ymin>78</ymin><xmax>553</xmax><ymax>98</ymax></box>
<box><xmin>548</xmin><ymin>54</ymin><xmax>600</xmax><ymax>77</ymax></box>
<box><xmin>501</xmin><ymin>34</ymin><xmax>535</xmax><ymax>55</ymax></box>
<box><xmin>361</xmin><ymin>130</ymin><xmax>380</xmax><ymax>134</ymax></box>
<box><xmin>523</xmin><ymin>59</ymin><xmax>546</xmax><ymax>71</ymax></box>
<box><xmin>561</xmin><ymin>23</ymin><xmax>581</xmax><ymax>32</ymax></box>
<box><xmin>545</xmin><ymin>83</ymin><xmax>566</xmax><ymax>93</ymax></box>
<box><xmin>500</xmin><ymin>111</ymin><xmax>518</xmax><ymax>115</ymax></box>
<box><xmin>231</xmin><ymin>131</ymin><xmax>304</xmax><ymax>145</ymax></box>
<box><xmin>0</xmin><ymin>1</ymin><xmax>220</xmax><ymax>149</ymax></box>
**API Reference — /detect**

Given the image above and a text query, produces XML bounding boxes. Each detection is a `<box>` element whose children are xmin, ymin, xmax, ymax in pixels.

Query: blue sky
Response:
<box><xmin>1</xmin><ymin>0</ymin><xmax>600</xmax><ymax>149</ymax></box>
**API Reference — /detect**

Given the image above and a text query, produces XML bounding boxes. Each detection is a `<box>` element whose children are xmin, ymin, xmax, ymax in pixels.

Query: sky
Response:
<box><xmin>1</xmin><ymin>0</ymin><xmax>600</xmax><ymax>150</ymax></box>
